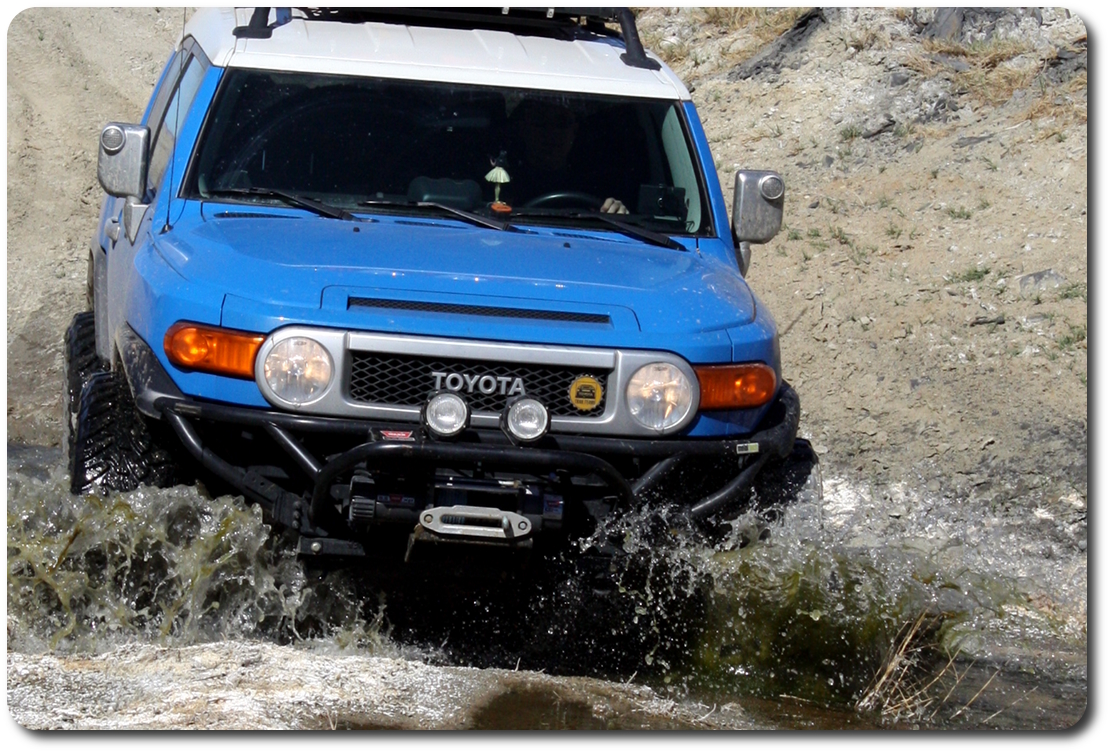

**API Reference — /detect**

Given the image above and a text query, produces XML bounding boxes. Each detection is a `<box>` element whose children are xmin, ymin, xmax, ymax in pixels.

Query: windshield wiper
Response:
<box><xmin>204</xmin><ymin>187</ymin><xmax>358</xmax><ymax>221</ymax></box>
<box><xmin>360</xmin><ymin>199</ymin><xmax>519</xmax><ymax>232</ymax></box>
<box><xmin>508</xmin><ymin>209</ymin><xmax>686</xmax><ymax>251</ymax></box>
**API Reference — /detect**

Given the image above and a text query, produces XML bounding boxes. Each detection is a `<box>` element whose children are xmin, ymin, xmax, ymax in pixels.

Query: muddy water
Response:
<box><xmin>6</xmin><ymin>444</ymin><xmax>1086</xmax><ymax>729</ymax></box>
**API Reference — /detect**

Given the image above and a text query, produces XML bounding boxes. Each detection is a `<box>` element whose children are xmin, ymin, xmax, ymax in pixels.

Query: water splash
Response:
<box><xmin>568</xmin><ymin>469</ymin><xmax>1086</xmax><ymax>710</ymax></box>
<box><xmin>6</xmin><ymin>451</ymin><xmax>382</xmax><ymax>655</ymax></box>
<box><xmin>7</xmin><ymin>446</ymin><xmax>1085</xmax><ymax>722</ymax></box>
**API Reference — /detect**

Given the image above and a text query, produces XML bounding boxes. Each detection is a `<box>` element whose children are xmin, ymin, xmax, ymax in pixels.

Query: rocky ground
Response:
<box><xmin>6</xmin><ymin>641</ymin><xmax>764</xmax><ymax>730</ymax></box>
<box><xmin>6</xmin><ymin>7</ymin><xmax>1090</xmax><ymax>730</ymax></box>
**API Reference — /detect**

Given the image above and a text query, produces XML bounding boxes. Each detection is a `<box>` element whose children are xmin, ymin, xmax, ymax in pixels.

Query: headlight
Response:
<box><xmin>626</xmin><ymin>362</ymin><xmax>694</xmax><ymax>432</ymax></box>
<box><xmin>263</xmin><ymin>337</ymin><xmax>333</xmax><ymax>405</ymax></box>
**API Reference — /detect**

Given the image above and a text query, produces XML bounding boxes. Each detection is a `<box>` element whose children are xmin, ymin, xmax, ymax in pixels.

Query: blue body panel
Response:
<box><xmin>107</xmin><ymin>63</ymin><xmax>782</xmax><ymax>438</ymax></box>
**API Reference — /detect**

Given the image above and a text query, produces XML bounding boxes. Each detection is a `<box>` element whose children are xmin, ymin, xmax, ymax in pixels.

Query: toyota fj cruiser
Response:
<box><xmin>67</xmin><ymin>7</ymin><xmax>817</xmax><ymax>565</ymax></box>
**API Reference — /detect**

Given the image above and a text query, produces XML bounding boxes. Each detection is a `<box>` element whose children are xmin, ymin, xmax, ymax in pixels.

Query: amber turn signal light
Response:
<box><xmin>164</xmin><ymin>322</ymin><xmax>265</xmax><ymax>380</ymax></box>
<box><xmin>695</xmin><ymin>363</ymin><xmax>778</xmax><ymax>411</ymax></box>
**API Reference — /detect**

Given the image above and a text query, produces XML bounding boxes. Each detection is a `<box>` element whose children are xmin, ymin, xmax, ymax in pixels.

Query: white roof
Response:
<box><xmin>184</xmin><ymin>7</ymin><xmax>691</xmax><ymax>100</ymax></box>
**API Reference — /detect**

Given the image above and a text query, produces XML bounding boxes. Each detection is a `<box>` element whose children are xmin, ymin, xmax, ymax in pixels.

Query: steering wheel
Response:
<box><xmin>522</xmin><ymin>190</ymin><xmax>604</xmax><ymax>210</ymax></box>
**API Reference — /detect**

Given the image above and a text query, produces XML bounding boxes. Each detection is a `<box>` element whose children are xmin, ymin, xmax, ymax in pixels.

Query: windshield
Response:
<box><xmin>184</xmin><ymin>69</ymin><xmax>711</xmax><ymax>235</ymax></box>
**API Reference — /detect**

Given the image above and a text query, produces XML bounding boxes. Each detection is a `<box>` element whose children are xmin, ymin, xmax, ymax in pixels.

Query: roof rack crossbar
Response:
<box><xmin>289</xmin><ymin>7</ymin><xmax>661</xmax><ymax>70</ymax></box>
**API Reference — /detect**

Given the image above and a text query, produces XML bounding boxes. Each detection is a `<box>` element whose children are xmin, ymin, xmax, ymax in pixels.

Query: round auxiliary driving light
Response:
<box><xmin>263</xmin><ymin>337</ymin><xmax>333</xmax><ymax>406</ymax></box>
<box><xmin>424</xmin><ymin>391</ymin><xmax>470</xmax><ymax>438</ymax></box>
<box><xmin>503</xmin><ymin>397</ymin><xmax>550</xmax><ymax>443</ymax></box>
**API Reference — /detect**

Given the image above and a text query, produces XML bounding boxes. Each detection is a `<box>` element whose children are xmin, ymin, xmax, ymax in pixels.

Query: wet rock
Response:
<box><xmin>934</xmin><ymin>587</ymin><xmax>976</xmax><ymax>616</ymax></box>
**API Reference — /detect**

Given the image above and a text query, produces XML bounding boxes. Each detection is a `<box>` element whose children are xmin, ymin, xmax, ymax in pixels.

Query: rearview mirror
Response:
<box><xmin>97</xmin><ymin>122</ymin><xmax>150</xmax><ymax>198</ymax></box>
<box><xmin>731</xmin><ymin>169</ymin><xmax>784</xmax><ymax>246</ymax></box>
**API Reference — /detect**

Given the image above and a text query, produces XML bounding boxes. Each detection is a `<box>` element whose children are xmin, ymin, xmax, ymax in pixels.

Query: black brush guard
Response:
<box><xmin>120</xmin><ymin>325</ymin><xmax>800</xmax><ymax>548</ymax></box>
<box><xmin>160</xmin><ymin>383</ymin><xmax>799</xmax><ymax>533</ymax></box>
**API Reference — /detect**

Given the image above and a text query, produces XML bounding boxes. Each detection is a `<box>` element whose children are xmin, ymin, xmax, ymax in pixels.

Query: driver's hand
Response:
<box><xmin>601</xmin><ymin>198</ymin><xmax>629</xmax><ymax>215</ymax></box>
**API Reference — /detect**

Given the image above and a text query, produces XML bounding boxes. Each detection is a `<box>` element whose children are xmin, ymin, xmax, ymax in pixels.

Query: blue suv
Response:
<box><xmin>66</xmin><ymin>7</ymin><xmax>815</xmax><ymax>562</ymax></box>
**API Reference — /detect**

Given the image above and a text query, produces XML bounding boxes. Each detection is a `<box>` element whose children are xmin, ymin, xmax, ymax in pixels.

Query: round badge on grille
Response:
<box><xmin>568</xmin><ymin>375</ymin><xmax>603</xmax><ymax>412</ymax></box>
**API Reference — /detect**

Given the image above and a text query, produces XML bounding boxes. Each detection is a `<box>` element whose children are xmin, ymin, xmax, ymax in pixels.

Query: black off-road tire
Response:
<box><xmin>63</xmin><ymin>311</ymin><xmax>108</xmax><ymax>458</ymax></box>
<box><xmin>69</xmin><ymin>369</ymin><xmax>179</xmax><ymax>494</ymax></box>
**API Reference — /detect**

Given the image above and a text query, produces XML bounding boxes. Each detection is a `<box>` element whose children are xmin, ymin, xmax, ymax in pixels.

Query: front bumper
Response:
<box><xmin>119</xmin><ymin>325</ymin><xmax>801</xmax><ymax>555</ymax></box>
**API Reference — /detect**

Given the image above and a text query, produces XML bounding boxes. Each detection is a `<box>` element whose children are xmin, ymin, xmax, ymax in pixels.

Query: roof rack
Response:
<box><xmin>235</xmin><ymin>7</ymin><xmax>660</xmax><ymax>70</ymax></box>
<box><xmin>233</xmin><ymin>7</ymin><xmax>292</xmax><ymax>38</ymax></box>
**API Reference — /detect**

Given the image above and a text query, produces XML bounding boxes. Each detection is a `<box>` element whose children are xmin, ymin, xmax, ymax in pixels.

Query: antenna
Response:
<box><xmin>164</xmin><ymin>7</ymin><xmax>188</xmax><ymax>233</ymax></box>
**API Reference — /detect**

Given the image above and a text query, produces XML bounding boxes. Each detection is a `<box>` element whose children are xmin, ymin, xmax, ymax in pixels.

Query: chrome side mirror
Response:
<box><xmin>731</xmin><ymin>170</ymin><xmax>784</xmax><ymax>274</ymax></box>
<box><xmin>97</xmin><ymin>123</ymin><xmax>150</xmax><ymax>198</ymax></box>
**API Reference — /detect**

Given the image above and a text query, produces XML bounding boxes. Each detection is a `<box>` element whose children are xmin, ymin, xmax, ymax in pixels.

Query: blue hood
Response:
<box><xmin>155</xmin><ymin>208</ymin><xmax>755</xmax><ymax>335</ymax></box>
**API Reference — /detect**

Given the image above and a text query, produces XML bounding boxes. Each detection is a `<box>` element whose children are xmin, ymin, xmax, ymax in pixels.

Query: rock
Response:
<box><xmin>930</xmin><ymin>53</ymin><xmax>969</xmax><ymax>73</ymax></box>
<box><xmin>863</xmin><ymin>115</ymin><xmax>895</xmax><ymax>139</ymax></box>
<box><xmin>1018</xmin><ymin>269</ymin><xmax>1067</xmax><ymax>296</ymax></box>
<box><xmin>923</xmin><ymin>8</ymin><xmax>964</xmax><ymax>42</ymax></box>
<box><xmin>727</xmin><ymin>8</ymin><xmax>826</xmax><ymax>82</ymax></box>
<box><xmin>955</xmin><ymin>134</ymin><xmax>994</xmax><ymax>149</ymax></box>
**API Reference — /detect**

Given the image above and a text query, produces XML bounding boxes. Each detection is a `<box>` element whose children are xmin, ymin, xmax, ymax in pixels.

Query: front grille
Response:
<box><xmin>348</xmin><ymin>352</ymin><xmax>609</xmax><ymax>417</ymax></box>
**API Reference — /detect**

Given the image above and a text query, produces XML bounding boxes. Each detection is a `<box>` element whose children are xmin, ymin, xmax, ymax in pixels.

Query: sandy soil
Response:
<box><xmin>5</xmin><ymin>7</ymin><xmax>1089</xmax><ymax>730</ymax></box>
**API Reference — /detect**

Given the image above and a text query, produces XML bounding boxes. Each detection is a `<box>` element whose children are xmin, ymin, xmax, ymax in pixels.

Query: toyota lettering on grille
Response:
<box><xmin>432</xmin><ymin>371</ymin><xmax>525</xmax><ymax>397</ymax></box>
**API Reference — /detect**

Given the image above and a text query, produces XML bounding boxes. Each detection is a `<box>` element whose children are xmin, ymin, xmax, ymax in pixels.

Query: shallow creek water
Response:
<box><xmin>6</xmin><ymin>444</ymin><xmax>1086</xmax><ymax>729</ymax></box>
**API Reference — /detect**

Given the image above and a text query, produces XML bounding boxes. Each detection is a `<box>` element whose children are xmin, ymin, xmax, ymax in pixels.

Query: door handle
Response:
<box><xmin>105</xmin><ymin>216</ymin><xmax>121</xmax><ymax>243</ymax></box>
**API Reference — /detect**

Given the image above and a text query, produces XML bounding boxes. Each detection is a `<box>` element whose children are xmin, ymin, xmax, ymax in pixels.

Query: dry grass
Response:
<box><xmin>960</xmin><ymin>65</ymin><xmax>1042</xmax><ymax>105</ymax></box>
<box><xmin>1025</xmin><ymin>71</ymin><xmax>1088</xmax><ymax>131</ymax></box>
<box><xmin>696</xmin><ymin>7</ymin><xmax>771</xmax><ymax>31</ymax></box>
<box><xmin>925</xmin><ymin>38</ymin><xmax>1039</xmax><ymax>105</ymax></box>
<box><xmin>858</xmin><ymin>613</ymin><xmax>945</xmax><ymax>720</ymax></box>
<box><xmin>908</xmin><ymin>37</ymin><xmax>1081</xmax><ymax>109</ymax></box>
<box><xmin>640</xmin><ymin>6</ymin><xmax>809</xmax><ymax>69</ymax></box>
<box><xmin>922</xmin><ymin>37</ymin><xmax>1032</xmax><ymax>68</ymax></box>
<box><xmin>644</xmin><ymin>34</ymin><xmax>691</xmax><ymax>67</ymax></box>
<box><xmin>857</xmin><ymin>611</ymin><xmax>1000</xmax><ymax>724</ymax></box>
<box><xmin>698</xmin><ymin>6</ymin><xmax>809</xmax><ymax>49</ymax></box>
